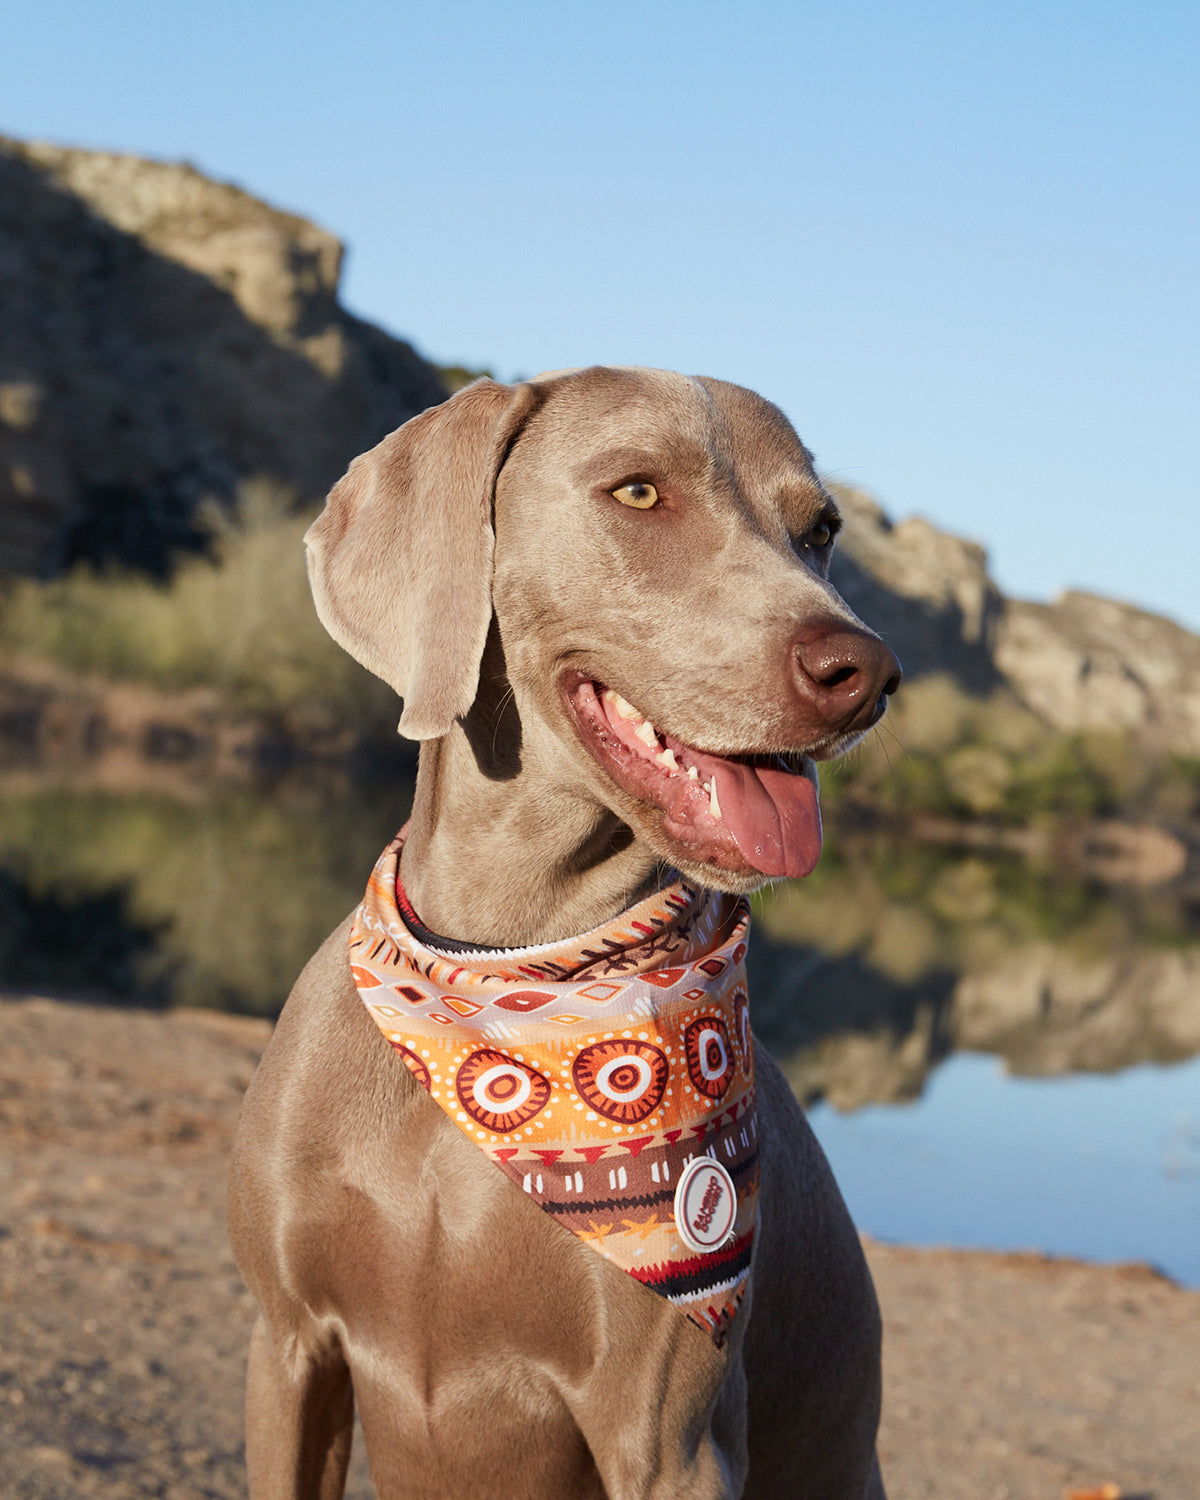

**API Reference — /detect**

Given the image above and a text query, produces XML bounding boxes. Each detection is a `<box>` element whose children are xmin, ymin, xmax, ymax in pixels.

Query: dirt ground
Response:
<box><xmin>1</xmin><ymin>993</ymin><xmax>1196</xmax><ymax>1500</ymax></box>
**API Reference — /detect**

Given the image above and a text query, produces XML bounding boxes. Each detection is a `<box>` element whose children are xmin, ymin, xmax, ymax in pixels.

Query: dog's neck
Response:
<box><xmin>400</xmin><ymin>722</ymin><xmax>665</xmax><ymax>949</ymax></box>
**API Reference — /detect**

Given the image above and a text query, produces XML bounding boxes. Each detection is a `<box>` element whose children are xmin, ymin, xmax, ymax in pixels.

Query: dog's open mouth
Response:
<box><xmin>566</xmin><ymin>677</ymin><xmax>822</xmax><ymax>879</ymax></box>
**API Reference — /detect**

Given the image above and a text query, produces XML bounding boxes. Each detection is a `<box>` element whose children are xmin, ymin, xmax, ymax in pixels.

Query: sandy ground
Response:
<box><xmin>1</xmin><ymin>993</ymin><xmax>1196</xmax><ymax>1500</ymax></box>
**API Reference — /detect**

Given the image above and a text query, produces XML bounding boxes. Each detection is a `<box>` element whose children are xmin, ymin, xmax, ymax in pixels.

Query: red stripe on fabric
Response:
<box><xmin>628</xmin><ymin>1233</ymin><xmax>756</xmax><ymax>1288</ymax></box>
<box><xmin>621</xmin><ymin>1136</ymin><xmax>654</xmax><ymax>1158</ymax></box>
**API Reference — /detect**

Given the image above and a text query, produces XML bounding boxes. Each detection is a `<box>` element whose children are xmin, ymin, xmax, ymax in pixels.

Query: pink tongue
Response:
<box><xmin>711</xmin><ymin>761</ymin><xmax>823</xmax><ymax>879</ymax></box>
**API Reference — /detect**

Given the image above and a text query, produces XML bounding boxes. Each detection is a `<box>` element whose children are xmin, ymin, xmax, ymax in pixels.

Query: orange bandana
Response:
<box><xmin>350</xmin><ymin>830</ymin><xmax>759</xmax><ymax>1344</ymax></box>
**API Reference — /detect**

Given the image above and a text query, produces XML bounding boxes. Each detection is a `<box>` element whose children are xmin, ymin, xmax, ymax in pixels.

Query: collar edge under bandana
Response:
<box><xmin>393</xmin><ymin>866</ymin><xmax>695</xmax><ymax>966</ymax></box>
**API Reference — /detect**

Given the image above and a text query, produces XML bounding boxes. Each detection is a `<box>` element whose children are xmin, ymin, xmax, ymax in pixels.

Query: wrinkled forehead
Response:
<box><xmin>519</xmin><ymin>366</ymin><xmax>822</xmax><ymax>498</ymax></box>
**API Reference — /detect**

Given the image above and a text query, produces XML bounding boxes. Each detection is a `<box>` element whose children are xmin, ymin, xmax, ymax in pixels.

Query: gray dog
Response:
<box><xmin>229</xmin><ymin>367</ymin><xmax>901</xmax><ymax>1499</ymax></box>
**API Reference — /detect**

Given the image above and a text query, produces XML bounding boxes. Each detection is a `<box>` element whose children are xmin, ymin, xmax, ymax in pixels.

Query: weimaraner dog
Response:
<box><xmin>229</xmin><ymin>367</ymin><xmax>901</xmax><ymax>1499</ymax></box>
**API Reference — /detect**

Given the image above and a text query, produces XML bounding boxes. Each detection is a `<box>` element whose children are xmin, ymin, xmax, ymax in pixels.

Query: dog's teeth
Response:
<box><xmin>606</xmin><ymin>690</ymin><xmax>640</xmax><ymax>721</ymax></box>
<box><xmin>686</xmin><ymin>766</ymin><xmax>699</xmax><ymax>781</ymax></box>
<box><xmin>657</xmin><ymin>747</ymin><xmax>678</xmax><ymax>770</ymax></box>
<box><xmin>708</xmin><ymin>778</ymin><xmax>721</xmax><ymax>820</ymax></box>
<box><xmin>633</xmin><ymin>719</ymin><xmax>659</xmax><ymax>748</ymax></box>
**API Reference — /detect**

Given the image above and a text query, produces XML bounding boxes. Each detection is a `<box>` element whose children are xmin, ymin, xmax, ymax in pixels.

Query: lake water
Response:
<box><xmin>810</xmin><ymin>1050</ymin><xmax>1200</xmax><ymax>1287</ymax></box>
<box><xmin>1</xmin><ymin>770</ymin><xmax>1196</xmax><ymax>1285</ymax></box>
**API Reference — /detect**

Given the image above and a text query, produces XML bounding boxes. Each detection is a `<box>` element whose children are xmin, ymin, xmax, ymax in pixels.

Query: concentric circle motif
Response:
<box><xmin>684</xmin><ymin>1016</ymin><xmax>733</xmax><ymax>1100</ymax></box>
<box><xmin>731</xmin><ymin>987</ymin><xmax>752</xmax><ymax>1074</ymax></box>
<box><xmin>455</xmin><ymin>1049</ymin><xmax>551</xmax><ymax>1133</ymax></box>
<box><xmin>571</xmin><ymin>1040</ymin><xmax>669</xmax><ymax>1124</ymax></box>
<box><xmin>387</xmin><ymin>1039</ymin><xmax>431</xmax><ymax>1091</ymax></box>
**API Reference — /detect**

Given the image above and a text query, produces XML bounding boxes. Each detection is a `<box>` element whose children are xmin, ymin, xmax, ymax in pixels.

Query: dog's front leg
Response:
<box><xmin>245</xmin><ymin>1313</ymin><xmax>354</xmax><ymax>1500</ymax></box>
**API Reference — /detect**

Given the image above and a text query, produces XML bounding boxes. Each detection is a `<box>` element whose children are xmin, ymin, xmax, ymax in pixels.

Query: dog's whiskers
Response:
<box><xmin>489</xmin><ymin>684</ymin><xmax>518</xmax><ymax>758</ymax></box>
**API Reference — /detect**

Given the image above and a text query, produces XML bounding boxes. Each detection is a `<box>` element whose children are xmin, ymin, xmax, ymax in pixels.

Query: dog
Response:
<box><xmin>228</xmin><ymin>366</ymin><xmax>901</xmax><ymax>1499</ymax></box>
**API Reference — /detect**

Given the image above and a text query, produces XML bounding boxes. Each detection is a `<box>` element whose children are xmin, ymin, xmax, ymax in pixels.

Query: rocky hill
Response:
<box><xmin>830</xmin><ymin>488</ymin><xmax>1200</xmax><ymax>754</ymax></box>
<box><xmin>0</xmin><ymin>137</ymin><xmax>447</xmax><ymax>575</ymax></box>
<box><xmin>2</xmin><ymin>137</ymin><xmax>1199</xmax><ymax>751</ymax></box>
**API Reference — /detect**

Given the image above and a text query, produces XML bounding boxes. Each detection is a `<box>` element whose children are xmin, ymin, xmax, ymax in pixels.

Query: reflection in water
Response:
<box><xmin>2</xmin><ymin>777</ymin><xmax>1196</xmax><ymax>1278</ymax></box>
<box><xmin>750</xmin><ymin>836</ymin><xmax>1200</xmax><ymax>1108</ymax></box>
<box><xmin>1</xmin><ymin>780</ymin><xmax>1196</xmax><ymax>1077</ymax></box>
<box><xmin>0</xmin><ymin>777</ymin><xmax>415</xmax><ymax>1012</ymax></box>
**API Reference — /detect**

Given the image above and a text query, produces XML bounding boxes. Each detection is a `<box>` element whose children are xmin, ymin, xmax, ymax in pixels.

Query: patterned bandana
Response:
<box><xmin>349</xmin><ymin>830</ymin><xmax>760</xmax><ymax>1344</ymax></box>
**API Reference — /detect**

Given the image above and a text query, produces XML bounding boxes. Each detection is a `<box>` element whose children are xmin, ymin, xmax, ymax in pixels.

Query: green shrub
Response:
<box><xmin>835</xmin><ymin>675</ymin><xmax>1179</xmax><ymax>829</ymax></box>
<box><xmin>0</xmin><ymin>479</ymin><xmax>399</xmax><ymax>734</ymax></box>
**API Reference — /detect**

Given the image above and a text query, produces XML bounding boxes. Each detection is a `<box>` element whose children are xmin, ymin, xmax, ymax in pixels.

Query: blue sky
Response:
<box><xmin>8</xmin><ymin>1</ymin><xmax>1198</xmax><ymax>628</ymax></box>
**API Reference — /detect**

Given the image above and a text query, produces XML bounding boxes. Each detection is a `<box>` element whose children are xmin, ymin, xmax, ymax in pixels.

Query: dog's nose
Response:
<box><xmin>792</xmin><ymin>622</ymin><xmax>903</xmax><ymax>735</ymax></box>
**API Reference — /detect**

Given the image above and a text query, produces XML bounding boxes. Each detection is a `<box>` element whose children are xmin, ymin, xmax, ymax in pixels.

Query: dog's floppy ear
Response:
<box><xmin>305</xmin><ymin>378</ymin><xmax>541</xmax><ymax>740</ymax></box>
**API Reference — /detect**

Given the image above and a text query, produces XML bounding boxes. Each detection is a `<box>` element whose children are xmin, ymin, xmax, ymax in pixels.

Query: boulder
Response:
<box><xmin>995</xmin><ymin>591</ymin><xmax>1200</xmax><ymax>752</ymax></box>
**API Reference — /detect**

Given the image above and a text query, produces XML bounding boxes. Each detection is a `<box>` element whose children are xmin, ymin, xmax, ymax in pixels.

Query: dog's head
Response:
<box><xmin>306</xmin><ymin>367</ymin><xmax>901</xmax><ymax>892</ymax></box>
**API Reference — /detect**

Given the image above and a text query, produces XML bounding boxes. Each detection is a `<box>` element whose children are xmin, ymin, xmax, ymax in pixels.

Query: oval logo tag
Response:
<box><xmin>673</xmin><ymin>1156</ymin><xmax>737</xmax><ymax>1254</ymax></box>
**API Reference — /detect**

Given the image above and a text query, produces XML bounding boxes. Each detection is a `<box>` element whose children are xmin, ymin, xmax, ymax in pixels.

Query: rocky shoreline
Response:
<box><xmin>2</xmin><ymin>992</ymin><xmax>1197</xmax><ymax>1499</ymax></box>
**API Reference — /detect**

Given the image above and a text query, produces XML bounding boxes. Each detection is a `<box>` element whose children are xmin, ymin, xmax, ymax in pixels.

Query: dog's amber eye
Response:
<box><xmin>612</xmin><ymin>482</ymin><xmax>659</xmax><ymax>510</ymax></box>
<box><xmin>808</xmin><ymin>520</ymin><xmax>833</xmax><ymax>547</ymax></box>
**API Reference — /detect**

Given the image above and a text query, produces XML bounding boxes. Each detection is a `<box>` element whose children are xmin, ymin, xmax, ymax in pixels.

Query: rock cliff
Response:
<box><xmin>831</xmin><ymin>486</ymin><xmax>1200</xmax><ymax>754</ymax></box>
<box><xmin>0</xmin><ymin>138</ymin><xmax>447</xmax><ymax>574</ymax></box>
<box><xmin>994</xmin><ymin>592</ymin><xmax>1200</xmax><ymax>752</ymax></box>
<box><xmin>3</xmin><ymin>137</ymin><xmax>1199</xmax><ymax>750</ymax></box>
